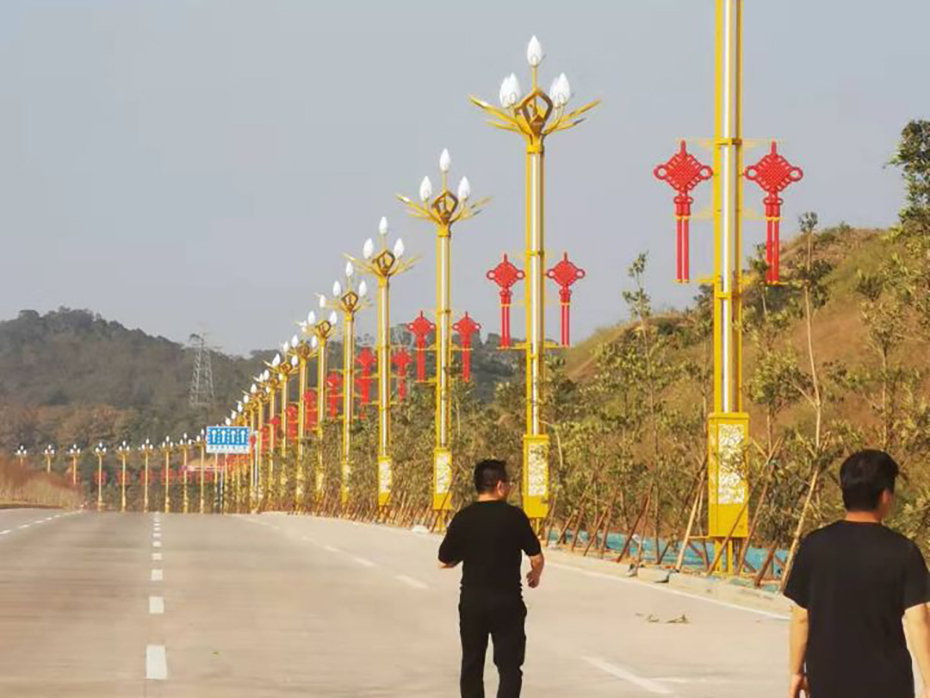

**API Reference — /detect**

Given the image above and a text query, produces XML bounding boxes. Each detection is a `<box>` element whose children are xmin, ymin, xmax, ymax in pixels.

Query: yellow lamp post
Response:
<box><xmin>261</xmin><ymin>367</ymin><xmax>279</xmax><ymax>509</ymax></box>
<box><xmin>42</xmin><ymin>445</ymin><xmax>56</xmax><ymax>474</ymax></box>
<box><xmin>178</xmin><ymin>433</ymin><xmax>193</xmax><ymax>514</ymax></box>
<box><xmin>242</xmin><ymin>390</ymin><xmax>260</xmax><ymax>511</ymax></box>
<box><xmin>270</xmin><ymin>348</ymin><xmax>298</xmax><ymax>507</ymax></box>
<box><xmin>14</xmin><ymin>445</ymin><xmax>27</xmax><ymax>469</ymax></box>
<box><xmin>196</xmin><ymin>429</ymin><xmax>207</xmax><ymax>513</ymax></box>
<box><xmin>161</xmin><ymin>437</ymin><xmax>174</xmax><ymax>514</ymax></box>
<box><xmin>93</xmin><ymin>442</ymin><xmax>107</xmax><ymax>512</ymax></box>
<box><xmin>67</xmin><ymin>444</ymin><xmax>80</xmax><ymax>487</ymax></box>
<box><xmin>399</xmin><ymin>149</ymin><xmax>486</xmax><ymax>519</ymax></box>
<box><xmin>139</xmin><ymin>439</ymin><xmax>154</xmax><ymax>513</ymax></box>
<box><xmin>327</xmin><ymin>264</ymin><xmax>369</xmax><ymax>508</ymax></box>
<box><xmin>304</xmin><ymin>308</ymin><xmax>337</xmax><ymax>503</ymax></box>
<box><xmin>472</xmin><ymin>35</ymin><xmax>598</xmax><ymax>524</ymax></box>
<box><xmin>291</xmin><ymin>335</ymin><xmax>315</xmax><ymax>509</ymax></box>
<box><xmin>351</xmin><ymin>217</ymin><xmax>415</xmax><ymax>509</ymax></box>
<box><xmin>116</xmin><ymin>441</ymin><xmax>131</xmax><ymax>512</ymax></box>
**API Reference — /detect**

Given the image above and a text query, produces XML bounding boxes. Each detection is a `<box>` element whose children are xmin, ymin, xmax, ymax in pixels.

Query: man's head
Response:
<box><xmin>474</xmin><ymin>459</ymin><xmax>511</xmax><ymax>501</ymax></box>
<box><xmin>840</xmin><ymin>449</ymin><xmax>900</xmax><ymax>518</ymax></box>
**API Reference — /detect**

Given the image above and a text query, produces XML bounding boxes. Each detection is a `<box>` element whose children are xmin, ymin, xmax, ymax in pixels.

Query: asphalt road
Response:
<box><xmin>0</xmin><ymin>508</ymin><xmax>790</xmax><ymax>697</ymax></box>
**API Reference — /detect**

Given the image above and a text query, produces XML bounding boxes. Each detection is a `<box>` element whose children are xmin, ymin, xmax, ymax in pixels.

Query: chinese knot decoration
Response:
<box><xmin>746</xmin><ymin>141</ymin><xmax>804</xmax><ymax>283</ymax></box>
<box><xmin>486</xmin><ymin>254</ymin><xmax>524</xmax><ymax>348</ymax></box>
<box><xmin>326</xmin><ymin>372</ymin><xmax>342</xmax><ymax>420</ymax></box>
<box><xmin>286</xmin><ymin>404</ymin><xmax>299</xmax><ymax>441</ymax></box>
<box><xmin>654</xmin><ymin>141</ymin><xmax>713</xmax><ymax>283</ymax></box>
<box><xmin>453</xmin><ymin>312</ymin><xmax>482</xmax><ymax>382</ymax></box>
<box><xmin>407</xmin><ymin>311</ymin><xmax>435</xmax><ymax>383</ymax></box>
<box><xmin>392</xmin><ymin>348</ymin><xmax>413</xmax><ymax>402</ymax></box>
<box><xmin>303</xmin><ymin>389</ymin><xmax>318</xmax><ymax>431</ymax></box>
<box><xmin>356</xmin><ymin>347</ymin><xmax>376</xmax><ymax>412</ymax></box>
<box><xmin>546</xmin><ymin>253</ymin><xmax>585</xmax><ymax>347</ymax></box>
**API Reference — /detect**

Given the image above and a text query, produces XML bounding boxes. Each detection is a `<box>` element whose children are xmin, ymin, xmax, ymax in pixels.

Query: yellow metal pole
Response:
<box><xmin>164</xmin><ymin>445</ymin><xmax>171</xmax><ymax>514</ymax></box>
<box><xmin>315</xmin><ymin>326</ymin><xmax>329</xmax><ymax>503</ymax></box>
<box><xmin>267</xmin><ymin>383</ymin><xmax>277</xmax><ymax>509</ymax></box>
<box><xmin>96</xmin><ymin>453</ymin><xmax>104</xmax><ymax>512</ymax></box>
<box><xmin>376</xmin><ymin>276</ymin><xmax>392</xmax><ymax>508</ymax></box>
<box><xmin>144</xmin><ymin>450</ymin><xmax>150</xmax><ymax>513</ymax></box>
<box><xmin>341</xmin><ymin>306</ymin><xmax>356</xmax><ymax>508</ymax></box>
<box><xmin>199</xmin><ymin>439</ymin><xmax>206</xmax><ymax>514</ymax></box>
<box><xmin>121</xmin><ymin>454</ymin><xmax>127</xmax><ymax>512</ymax></box>
<box><xmin>296</xmin><ymin>353</ymin><xmax>308</xmax><ymax>507</ymax></box>
<box><xmin>182</xmin><ymin>442</ymin><xmax>189</xmax><ymax>514</ymax></box>
<box><xmin>279</xmin><ymin>370</ymin><xmax>289</xmax><ymax>505</ymax></box>
<box><xmin>708</xmin><ymin>0</ymin><xmax>750</xmax><ymax>561</ymax></box>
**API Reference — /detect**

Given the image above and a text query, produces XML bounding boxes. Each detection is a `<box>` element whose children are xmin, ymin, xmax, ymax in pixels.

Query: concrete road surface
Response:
<box><xmin>0</xmin><ymin>508</ymin><xmax>791</xmax><ymax>697</ymax></box>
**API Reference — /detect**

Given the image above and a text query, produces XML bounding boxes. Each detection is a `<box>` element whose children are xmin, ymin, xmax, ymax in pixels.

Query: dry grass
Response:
<box><xmin>0</xmin><ymin>456</ymin><xmax>82</xmax><ymax>509</ymax></box>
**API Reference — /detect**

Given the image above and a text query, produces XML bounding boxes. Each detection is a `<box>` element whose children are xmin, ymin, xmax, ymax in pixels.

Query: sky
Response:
<box><xmin>0</xmin><ymin>0</ymin><xmax>927</xmax><ymax>356</ymax></box>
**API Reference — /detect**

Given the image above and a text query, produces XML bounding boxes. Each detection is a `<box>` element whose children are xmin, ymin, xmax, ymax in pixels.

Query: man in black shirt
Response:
<box><xmin>784</xmin><ymin>449</ymin><xmax>930</xmax><ymax>698</ymax></box>
<box><xmin>438</xmin><ymin>459</ymin><xmax>545</xmax><ymax>698</ymax></box>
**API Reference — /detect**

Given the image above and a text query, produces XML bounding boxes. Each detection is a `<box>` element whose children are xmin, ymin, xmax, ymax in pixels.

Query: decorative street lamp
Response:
<box><xmin>197</xmin><ymin>426</ymin><xmax>208</xmax><ymax>514</ymax></box>
<box><xmin>67</xmin><ymin>445</ymin><xmax>81</xmax><ymax>486</ymax></box>
<box><xmin>161</xmin><ymin>437</ymin><xmax>174</xmax><ymax>514</ymax></box>
<box><xmin>350</xmin><ymin>217</ymin><xmax>415</xmax><ymax>509</ymax></box>
<box><xmin>399</xmin><ymin>149</ymin><xmax>487</xmax><ymax>519</ymax></box>
<box><xmin>14</xmin><ymin>445</ymin><xmax>27</xmax><ymax>469</ymax></box>
<box><xmin>93</xmin><ymin>442</ymin><xmax>107</xmax><ymax>512</ymax></box>
<box><xmin>330</xmin><ymin>263</ymin><xmax>369</xmax><ymax>507</ymax></box>
<box><xmin>472</xmin><ymin>35</ymin><xmax>598</xmax><ymax>524</ymax></box>
<box><xmin>42</xmin><ymin>445</ymin><xmax>56</xmax><ymax>474</ymax></box>
<box><xmin>178</xmin><ymin>434</ymin><xmax>193</xmax><ymax>514</ymax></box>
<box><xmin>139</xmin><ymin>439</ymin><xmax>154</xmax><ymax>513</ymax></box>
<box><xmin>270</xmin><ymin>347</ymin><xmax>298</xmax><ymax>507</ymax></box>
<box><xmin>546</xmin><ymin>252</ymin><xmax>586</xmax><ymax>347</ymax></box>
<box><xmin>261</xmin><ymin>359</ymin><xmax>282</xmax><ymax>509</ymax></box>
<box><xmin>304</xmin><ymin>309</ymin><xmax>337</xmax><ymax>502</ymax></box>
<box><xmin>116</xmin><ymin>441</ymin><xmax>131</xmax><ymax>512</ymax></box>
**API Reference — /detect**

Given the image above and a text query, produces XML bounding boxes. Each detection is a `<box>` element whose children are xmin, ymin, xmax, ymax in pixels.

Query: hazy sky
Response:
<box><xmin>1</xmin><ymin>1</ymin><xmax>927</xmax><ymax>356</ymax></box>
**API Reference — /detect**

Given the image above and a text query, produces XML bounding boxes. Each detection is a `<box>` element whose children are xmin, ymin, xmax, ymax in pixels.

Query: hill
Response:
<box><xmin>0</xmin><ymin>308</ymin><xmax>516</xmax><ymax>456</ymax></box>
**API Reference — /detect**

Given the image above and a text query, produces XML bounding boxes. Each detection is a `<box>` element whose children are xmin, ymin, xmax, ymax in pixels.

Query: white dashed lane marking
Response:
<box><xmin>395</xmin><ymin>575</ymin><xmax>429</xmax><ymax>590</ymax></box>
<box><xmin>149</xmin><ymin>596</ymin><xmax>165</xmax><ymax>615</ymax></box>
<box><xmin>582</xmin><ymin>657</ymin><xmax>674</xmax><ymax>695</ymax></box>
<box><xmin>153</xmin><ymin>541</ymin><xmax>162</xmax><ymax>548</ymax></box>
<box><xmin>152</xmin><ymin>552</ymin><xmax>162</xmax><ymax>561</ymax></box>
<box><xmin>151</xmin><ymin>569</ymin><xmax>163</xmax><ymax>582</ymax></box>
<box><xmin>146</xmin><ymin>645</ymin><xmax>168</xmax><ymax>680</ymax></box>
<box><xmin>323</xmin><ymin>545</ymin><xmax>340</xmax><ymax>553</ymax></box>
<box><xmin>352</xmin><ymin>556</ymin><xmax>377</xmax><ymax>568</ymax></box>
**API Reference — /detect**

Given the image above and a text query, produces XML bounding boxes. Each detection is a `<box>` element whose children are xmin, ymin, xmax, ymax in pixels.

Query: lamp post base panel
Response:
<box><xmin>433</xmin><ymin>448</ymin><xmax>453</xmax><ymax>512</ymax></box>
<box><xmin>707</xmin><ymin>412</ymin><xmax>750</xmax><ymax>540</ymax></box>
<box><xmin>522</xmin><ymin>434</ymin><xmax>550</xmax><ymax>522</ymax></box>
<box><xmin>377</xmin><ymin>456</ymin><xmax>392</xmax><ymax>509</ymax></box>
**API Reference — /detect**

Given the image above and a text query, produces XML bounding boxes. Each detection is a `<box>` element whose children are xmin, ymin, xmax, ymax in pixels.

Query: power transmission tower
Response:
<box><xmin>189</xmin><ymin>333</ymin><xmax>216</xmax><ymax>408</ymax></box>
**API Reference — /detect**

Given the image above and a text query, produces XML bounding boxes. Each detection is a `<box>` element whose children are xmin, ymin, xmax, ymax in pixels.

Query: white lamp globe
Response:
<box><xmin>358</xmin><ymin>280</ymin><xmax>368</xmax><ymax>298</ymax></box>
<box><xmin>527</xmin><ymin>36</ymin><xmax>544</xmax><ymax>66</ymax></box>
<box><xmin>439</xmin><ymin>149</ymin><xmax>451</xmax><ymax>173</ymax></box>
<box><xmin>419</xmin><ymin>176</ymin><xmax>433</xmax><ymax>202</ymax></box>
<box><xmin>363</xmin><ymin>238</ymin><xmax>375</xmax><ymax>260</ymax></box>
<box><xmin>393</xmin><ymin>238</ymin><xmax>405</xmax><ymax>259</ymax></box>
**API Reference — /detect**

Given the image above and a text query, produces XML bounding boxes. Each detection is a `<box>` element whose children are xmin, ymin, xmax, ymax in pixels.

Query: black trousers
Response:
<box><xmin>459</xmin><ymin>592</ymin><xmax>527</xmax><ymax>698</ymax></box>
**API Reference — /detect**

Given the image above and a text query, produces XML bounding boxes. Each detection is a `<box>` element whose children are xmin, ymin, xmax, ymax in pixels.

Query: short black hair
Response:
<box><xmin>474</xmin><ymin>459</ymin><xmax>508</xmax><ymax>494</ymax></box>
<box><xmin>840</xmin><ymin>449</ymin><xmax>900</xmax><ymax>511</ymax></box>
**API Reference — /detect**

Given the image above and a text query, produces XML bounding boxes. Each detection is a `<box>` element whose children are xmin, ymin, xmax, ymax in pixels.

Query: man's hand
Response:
<box><xmin>438</xmin><ymin>560</ymin><xmax>459</xmax><ymax>569</ymax></box>
<box><xmin>788</xmin><ymin>672</ymin><xmax>808</xmax><ymax>698</ymax></box>
<box><xmin>526</xmin><ymin>568</ymin><xmax>541</xmax><ymax>588</ymax></box>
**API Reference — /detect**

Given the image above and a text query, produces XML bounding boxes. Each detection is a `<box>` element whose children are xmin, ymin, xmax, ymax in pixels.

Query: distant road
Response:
<box><xmin>0</xmin><ymin>508</ymin><xmax>787</xmax><ymax>697</ymax></box>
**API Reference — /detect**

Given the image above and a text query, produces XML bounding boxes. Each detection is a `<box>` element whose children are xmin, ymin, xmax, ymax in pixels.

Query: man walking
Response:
<box><xmin>785</xmin><ymin>449</ymin><xmax>930</xmax><ymax>698</ymax></box>
<box><xmin>439</xmin><ymin>459</ymin><xmax>545</xmax><ymax>698</ymax></box>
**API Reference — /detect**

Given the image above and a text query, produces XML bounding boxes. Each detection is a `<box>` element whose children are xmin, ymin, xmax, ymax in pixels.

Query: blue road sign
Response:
<box><xmin>205</xmin><ymin>426</ymin><xmax>251</xmax><ymax>454</ymax></box>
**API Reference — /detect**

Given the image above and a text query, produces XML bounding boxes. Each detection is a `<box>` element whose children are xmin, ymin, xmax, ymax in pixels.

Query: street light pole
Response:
<box><xmin>93</xmin><ymin>442</ymin><xmax>107</xmax><ymax>512</ymax></box>
<box><xmin>351</xmin><ymin>217</ymin><xmax>415</xmax><ymax>510</ymax></box>
<box><xmin>179</xmin><ymin>434</ymin><xmax>191</xmax><ymax>514</ymax></box>
<box><xmin>116</xmin><ymin>441</ymin><xmax>130</xmax><ymax>512</ymax></box>
<box><xmin>162</xmin><ymin>438</ymin><xmax>173</xmax><ymax>514</ymax></box>
<box><xmin>43</xmin><ymin>445</ymin><xmax>55</xmax><ymax>474</ymax></box>
<box><xmin>140</xmin><ymin>439</ymin><xmax>153</xmax><ymax>512</ymax></box>
<box><xmin>472</xmin><ymin>36</ymin><xmax>598</xmax><ymax>525</ymax></box>
<box><xmin>197</xmin><ymin>430</ymin><xmax>207</xmax><ymax>514</ymax></box>
<box><xmin>66</xmin><ymin>445</ymin><xmax>80</xmax><ymax>487</ymax></box>
<box><xmin>399</xmin><ymin>149</ymin><xmax>485</xmax><ymax>522</ymax></box>
<box><xmin>14</xmin><ymin>446</ymin><xmax>27</xmax><ymax>470</ymax></box>
<box><xmin>330</xmin><ymin>265</ymin><xmax>368</xmax><ymax>508</ymax></box>
<box><xmin>305</xmin><ymin>309</ymin><xmax>337</xmax><ymax>505</ymax></box>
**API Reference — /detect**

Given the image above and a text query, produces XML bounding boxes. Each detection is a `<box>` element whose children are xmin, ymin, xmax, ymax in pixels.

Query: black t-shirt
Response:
<box><xmin>784</xmin><ymin>521</ymin><xmax>930</xmax><ymax>698</ymax></box>
<box><xmin>438</xmin><ymin>500</ymin><xmax>542</xmax><ymax>597</ymax></box>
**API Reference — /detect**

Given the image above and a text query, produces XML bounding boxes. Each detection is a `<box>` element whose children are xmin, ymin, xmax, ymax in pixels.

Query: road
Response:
<box><xmin>0</xmin><ymin>507</ymin><xmax>788</xmax><ymax>697</ymax></box>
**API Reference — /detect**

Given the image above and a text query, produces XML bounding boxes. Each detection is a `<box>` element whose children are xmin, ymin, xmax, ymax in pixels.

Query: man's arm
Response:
<box><xmin>788</xmin><ymin>604</ymin><xmax>809</xmax><ymax>698</ymax></box>
<box><xmin>526</xmin><ymin>551</ymin><xmax>544</xmax><ymax>588</ymax></box>
<box><xmin>904</xmin><ymin>604</ymin><xmax>930</xmax><ymax>698</ymax></box>
<box><xmin>438</xmin><ymin>515</ymin><xmax>461</xmax><ymax>569</ymax></box>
